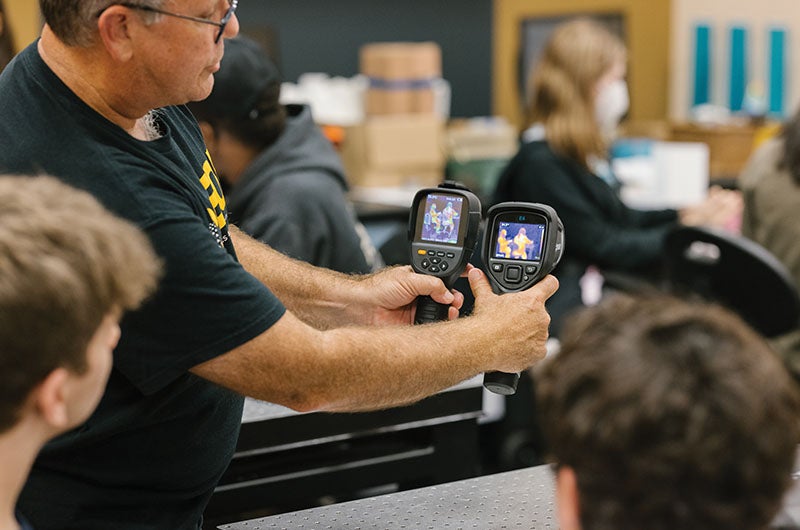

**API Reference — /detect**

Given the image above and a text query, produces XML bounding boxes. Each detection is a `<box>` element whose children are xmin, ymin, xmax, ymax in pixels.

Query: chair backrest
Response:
<box><xmin>663</xmin><ymin>225</ymin><xmax>800</xmax><ymax>338</ymax></box>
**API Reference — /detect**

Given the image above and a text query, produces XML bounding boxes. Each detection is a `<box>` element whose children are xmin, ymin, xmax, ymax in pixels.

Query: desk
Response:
<box><xmin>219</xmin><ymin>465</ymin><xmax>557</xmax><ymax>529</ymax></box>
<box><xmin>203</xmin><ymin>378</ymin><xmax>484</xmax><ymax>528</ymax></box>
<box><xmin>221</xmin><ymin>456</ymin><xmax>800</xmax><ymax>529</ymax></box>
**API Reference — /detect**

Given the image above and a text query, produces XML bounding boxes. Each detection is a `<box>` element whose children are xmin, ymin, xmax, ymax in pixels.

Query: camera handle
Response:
<box><xmin>483</xmin><ymin>370</ymin><xmax>521</xmax><ymax>395</ymax></box>
<box><xmin>414</xmin><ymin>295</ymin><xmax>451</xmax><ymax>325</ymax></box>
<box><xmin>483</xmin><ymin>274</ymin><xmax>521</xmax><ymax>394</ymax></box>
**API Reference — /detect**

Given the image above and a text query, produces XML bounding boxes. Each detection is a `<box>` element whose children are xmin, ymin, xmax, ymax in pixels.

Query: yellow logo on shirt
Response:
<box><xmin>199</xmin><ymin>150</ymin><xmax>226</xmax><ymax>230</ymax></box>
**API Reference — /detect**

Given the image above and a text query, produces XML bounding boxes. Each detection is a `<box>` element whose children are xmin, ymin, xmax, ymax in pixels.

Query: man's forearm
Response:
<box><xmin>194</xmin><ymin>309</ymin><xmax>499</xmax><ymax>414</ymax></box>
<box><xmin>230</xmin><ymin>225</ymin><xmax>363</xmax><ymax>329</ymax></box>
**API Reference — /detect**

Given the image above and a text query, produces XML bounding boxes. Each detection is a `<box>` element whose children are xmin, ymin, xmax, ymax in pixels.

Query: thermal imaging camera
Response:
<box><xmin>408</xmin><ymin>182</ymin><xmax>482</xmax><ymax>324</ymax></box>
<box><xmin>482</xmin><ymin>202</ymin><xmax>564</xmax><ymax>395</ymax></box>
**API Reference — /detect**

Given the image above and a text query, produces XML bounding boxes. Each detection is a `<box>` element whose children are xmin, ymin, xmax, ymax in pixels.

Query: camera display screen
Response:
<box><xmin>418</xmin><ymin>193</ymin><xmax>464</xmax><ymax>245</ymax></box>
<box><xmin>493</xmin><ymin>221</ymin><xmax>545</xmax><ymax>261</ymax></box>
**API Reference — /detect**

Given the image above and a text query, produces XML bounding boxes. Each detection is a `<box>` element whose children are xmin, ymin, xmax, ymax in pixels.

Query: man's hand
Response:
<box><xmin>358</xmin><ymin>265</ymin><xmax>465</xmax><ymax>326</ymax></box>
<box><xmin>468</xmin><ymin>267</ymin><xmax>559</xmax><ymax>372</ymax></box>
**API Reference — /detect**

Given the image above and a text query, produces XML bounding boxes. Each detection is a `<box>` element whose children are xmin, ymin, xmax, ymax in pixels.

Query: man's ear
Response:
<box><xmin>556</xmin><ymin>465</ymin><xmax>582</xmax><ymax>530</ymax></box>
<box><xmin>34</xmin><ymin>368</ymin><xmax>71</xmax><ymax>430</ymax></box>
<box><xmin>96</xmin><ymin>6</ymin><xmax>137</xmax><ymax>62</ymax></box>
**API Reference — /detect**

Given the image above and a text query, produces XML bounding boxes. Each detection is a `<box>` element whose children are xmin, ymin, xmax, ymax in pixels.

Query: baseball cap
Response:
<box><xmin>196</xmin><ymin>36</ymin><xmax>282</xmax><ymax>120</ymax></box>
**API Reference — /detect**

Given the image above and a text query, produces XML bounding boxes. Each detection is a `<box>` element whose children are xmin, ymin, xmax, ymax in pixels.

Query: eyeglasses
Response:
<box><xmin>113</xmin><ymin>0</ymin><xmax>238</xmax><ymax>43</ymax></box>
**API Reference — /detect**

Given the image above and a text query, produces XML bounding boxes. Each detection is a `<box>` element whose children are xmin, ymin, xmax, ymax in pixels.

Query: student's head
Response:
<box><xmin>528</xmin><ymin>18</ymin><xmax>627</xmax><ymax>166</ymax></box>
<box><xmin>537</xmin><ymin>294</ymin><xmax>800</xmax><ymax>530</ymax></box>
<box><xmin>188</xmin><ymin>36</ymin><xmax>287</xmax><ymax>182</ymax></box>
<box><xmin>0</xmin><ymin>175</ymin><xmax>161</xmax><ymax>436</ymax></box>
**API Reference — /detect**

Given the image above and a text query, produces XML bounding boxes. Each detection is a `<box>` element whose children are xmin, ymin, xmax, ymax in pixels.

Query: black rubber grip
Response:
<box><xmin>483</xmin><ymin>371</ymin><xmax>520</xmax><ymax>395</ymax></box>
<box><xmin>414</xmin><ymin>295</ymin><xmax>450</xmax><ymax>325</ymax></box>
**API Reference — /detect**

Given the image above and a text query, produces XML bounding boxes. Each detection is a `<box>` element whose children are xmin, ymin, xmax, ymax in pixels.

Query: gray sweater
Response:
<box><xmin>227</xmin><ymin>104</ymin><xmax>381</xmax><ymax>274</ymax></box>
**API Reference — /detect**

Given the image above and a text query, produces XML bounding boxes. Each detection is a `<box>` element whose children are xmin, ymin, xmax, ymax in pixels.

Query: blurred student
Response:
<box><xmin>188</xmin><ymin>36</ymin><xmax>381</xmax><ymax>274</ymax></box>
<box><xmin>740</xmin><ymin>107</ymin><xmax>800</xmax><ymax>378</ymax></box>
<box><xmin>492</xmin><ymin>18</ymin><xmax>741</xmax><ymax>334</ymax></box>
<box><xmin>537</xmin><ymin>293</ymin><xmax>800</xmax><ymax>530</ymax></box>
<box><xmin>0</xmin><ymin>175</ymin><xmax>160</xmax><ymax>530</ymax></box>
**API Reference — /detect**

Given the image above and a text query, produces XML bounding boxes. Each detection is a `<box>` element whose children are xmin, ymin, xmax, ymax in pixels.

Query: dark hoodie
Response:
<box><xmin>227</xmin><ymin>103</ymin><xmax>381</xmax><ymax>274</ymax></box>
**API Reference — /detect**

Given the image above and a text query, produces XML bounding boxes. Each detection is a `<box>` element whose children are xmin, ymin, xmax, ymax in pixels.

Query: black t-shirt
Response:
<box><xmin>17</xmin><ymin>511</ymin><xmax>34</xmax><ymax>530</ymax></box>
<box><xmin>0</xmin><ymin>42</ymin><xmax>286</xmax><ymax>529</ymax></box>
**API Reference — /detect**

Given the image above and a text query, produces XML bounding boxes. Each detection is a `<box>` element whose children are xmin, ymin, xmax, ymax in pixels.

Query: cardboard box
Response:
<box><xmin>669</xmin><ymin>122</ymin><xmax>757</xmax><ymax>180</ymax></box>
<box><xmin>365</xmin><ymin>87</ymin><xmax>436</xmax><ymax>115</ymax></box>
<box><xmin>444</xmin><ymin>117</ymin><xmax>519</xmax><ymax>200</ymax></box>
<box><xmin>360</xmin><ymin>42</ymin><xmax>441</xmax><ymax>80</ymax></box>
<box><xmin>341</xmin><ymin>114</ymin><xmax>446</xmax><ymax>188</ymax></box>
<box><xmin>360</xmin><ymin>42</ymin><xmax>442</xmax><ymax>116</ymax></box>
<box><xmin>446</xmin><ymin>117</ymin><xmax>518</xmax><ymax>161</ymax></box>
<box><xmin>348</xmin><ymin>167</ymin><xmax>443</xmax><ymax>189</ymax></box>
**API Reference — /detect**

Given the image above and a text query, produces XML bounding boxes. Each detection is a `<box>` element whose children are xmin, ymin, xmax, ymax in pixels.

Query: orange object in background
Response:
<box><xmin>320</xmin><ymin>124</ymin><xmax>345</xmax><ymax>149</ymax></box>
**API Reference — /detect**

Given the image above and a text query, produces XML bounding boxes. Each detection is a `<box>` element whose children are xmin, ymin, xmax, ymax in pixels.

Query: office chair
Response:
<box><xmin>501</xmin><ymin>226</ymin><xmax>800</xmax><ymax>476</ymax></box>
<box><xmin>663</xmin><ymin>225</ymin><xmax>800</xmax><ymax>338</ymax></box>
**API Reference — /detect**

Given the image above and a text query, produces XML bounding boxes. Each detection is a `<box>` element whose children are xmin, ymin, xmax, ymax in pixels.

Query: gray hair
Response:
<box><xmin>39</xmin><ymin>0</ymin><xmax>165</xmax><ymax>46</ymax></box>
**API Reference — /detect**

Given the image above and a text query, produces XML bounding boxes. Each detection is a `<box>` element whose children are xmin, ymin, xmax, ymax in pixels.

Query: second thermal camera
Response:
<box><xmin>482</xmin><ymin>202</ymin><xmax>564</xmax><ymax>395</ymax></box>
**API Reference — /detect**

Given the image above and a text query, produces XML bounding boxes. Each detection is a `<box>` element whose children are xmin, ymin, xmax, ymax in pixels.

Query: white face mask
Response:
<box><xmin>595</xmin><ymin>79</ymin><xmax>629</xmax><ymax>139</ymax></box>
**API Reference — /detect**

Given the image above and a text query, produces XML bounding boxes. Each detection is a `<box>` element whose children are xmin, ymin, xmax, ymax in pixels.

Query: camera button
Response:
<box><xmin>505</xmin><ymin>265</ymin><xmax>522</xmax><ymax>283</ymax></box>
<box><xmin>491</xmin><ymin>263</ymin><xmax>504</xmax><ymax>272</ymax></box>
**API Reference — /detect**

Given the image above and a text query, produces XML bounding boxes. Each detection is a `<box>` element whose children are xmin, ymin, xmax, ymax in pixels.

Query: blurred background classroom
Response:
<box><xmin>5</xmin><ymin>1</ymin><xmax>800</xmax><ymax>527</ymax></box>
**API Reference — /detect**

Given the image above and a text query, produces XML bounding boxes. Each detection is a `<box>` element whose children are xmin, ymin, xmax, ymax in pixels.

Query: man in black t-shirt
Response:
<box><xmin>0</xmin><ymin>2</ymin><xmax>558</xmax><ymax>529</ymax></box>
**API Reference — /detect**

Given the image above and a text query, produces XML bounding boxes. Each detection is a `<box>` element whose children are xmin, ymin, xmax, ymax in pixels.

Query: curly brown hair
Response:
<box><xmin>537</xmin><ymin>293</ymin><xmax>800</xmax><ymax>530</ymax></box>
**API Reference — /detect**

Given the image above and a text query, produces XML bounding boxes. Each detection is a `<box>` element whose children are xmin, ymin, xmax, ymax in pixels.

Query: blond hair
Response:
<box><xmin>0</xmin><ymin>175</ymin><xmax>162</xmax><ymax>431</ymax></box>
<box><xmin>527</xmin><ymin>18</ymin><xmax>626</xmax><ymax>167</ymax></box>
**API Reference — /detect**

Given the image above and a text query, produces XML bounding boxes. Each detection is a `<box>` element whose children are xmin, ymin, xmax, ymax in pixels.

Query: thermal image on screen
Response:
<box><xmin>494</xmin><ymin>222</ymin><xmax>545</xmax><ymax>260</ymax></box>
<box><xmin>420</xmin><ymin>194</ymin><xmax>463</xmax><ymax>244</ymax></box>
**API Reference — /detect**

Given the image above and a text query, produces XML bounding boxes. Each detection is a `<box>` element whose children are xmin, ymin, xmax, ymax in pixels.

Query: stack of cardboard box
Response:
<box><xmin>341</xmin><ymin>42</ymin><xmax>446</xmax><ymax>189</ymax></box>
<box><xmin>445</xmin><ymin>117</ymin><xmax>519</xmax><ymax>202</ymax></box>
<box><xmin>361</xmin><ymin>41</ymin><xmax>440</xmax><ymax>116</ymax></box>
